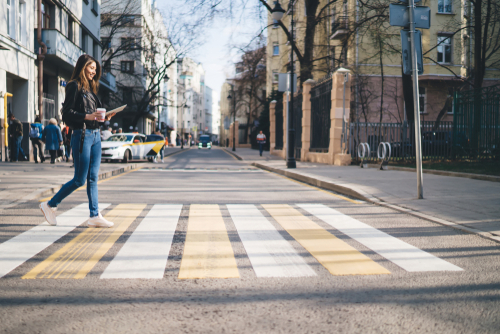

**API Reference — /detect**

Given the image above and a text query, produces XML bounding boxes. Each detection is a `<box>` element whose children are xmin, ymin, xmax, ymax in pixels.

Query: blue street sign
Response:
<box><xmin>401</xmin><ymin>29</ymin><xmax>424</xmax><ymax>75</ymax></box>
<box><xmin>390</xmin><ymin>4</ymin><xmax>430</xmax><ymax>29</ymax></box>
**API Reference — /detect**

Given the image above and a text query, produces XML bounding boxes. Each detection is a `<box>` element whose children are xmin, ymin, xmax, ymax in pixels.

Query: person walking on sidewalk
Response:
<box><xmin>256</xmin><ymin>131</ymin><xmax>266</xmax><ymax>157</ymax></box>
<box><xmin>62</xmin><ymin>124</ymin><xmax>72</xmax><ymax>162</ymax></box>
<box><xmin>42</xmin><ymin>118</ymin><xmax>63</xmax><ymax>164</ymax></box>
<box><xmin>29</xmin><ymin>117</ymin><xmax>45</xmax><ymax>163</ymax></box>
<box><xmin>8</xmin><ymin>113</ymin><xmax>27</xmax><ymax>162</ymax></box>
<box><xmin>40</xmin><ymin>54</ymin><xmax>116</xmax><ymax>228</ymax></box>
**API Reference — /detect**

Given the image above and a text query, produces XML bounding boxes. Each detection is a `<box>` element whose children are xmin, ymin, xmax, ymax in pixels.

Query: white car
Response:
<box><xmin>101</xmin><ymin>133</ymin><xmax>165</xmax><ymax>163</ymax></box>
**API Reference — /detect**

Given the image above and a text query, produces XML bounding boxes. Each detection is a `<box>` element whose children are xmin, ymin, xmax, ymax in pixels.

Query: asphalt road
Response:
<box><xmin>1</xmin><ymin>147</ymin><xmax>499</xmax><ymax>334</ymax></box>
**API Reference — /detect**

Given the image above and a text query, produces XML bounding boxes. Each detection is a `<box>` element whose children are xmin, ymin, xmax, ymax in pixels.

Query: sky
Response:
<box><xmin>156</xmin><ymin>0</ymin><xmax>267</xmax><ymax>105</ymax></box>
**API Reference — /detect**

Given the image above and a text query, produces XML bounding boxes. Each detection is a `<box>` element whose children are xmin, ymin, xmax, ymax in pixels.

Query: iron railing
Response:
<box><xmin>310</xmin><ymin>78</ymin><xmax>332</xmax><ymax>151</ymax></box>
<box><xmin>275</xmin><ymin>97</ymin><xmax>284</xmax><ymax>150</ymax></box>
<box><xmin>293</xmin><ymin>92</ymin><xmax>303</xmax><ymax>159</ymax></box>
<box><xmin>453</xmin><ymin>85</ymin><xmax>500</xmax><ymax>159</ymax></box>
<box><xmin>349</xmin><ymin>121</ymin><xmax>454</xmax><ymax>162</ymax></box>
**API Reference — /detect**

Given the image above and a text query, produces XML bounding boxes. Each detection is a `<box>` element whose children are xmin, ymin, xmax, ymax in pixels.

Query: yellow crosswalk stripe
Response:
<box><xmin>178</xmin><ymin>204</ymin><xmax>239</xmax><ymax>279</ymax></box>
<box><xmin>263</xmin><ymin>204</ymin><xmax>390</xmax><ymax>276</ymax></box>
<box><xmin>22</xmin><ymin>204</ymin><xmax>146</xmax><ymax>279</ymax></box>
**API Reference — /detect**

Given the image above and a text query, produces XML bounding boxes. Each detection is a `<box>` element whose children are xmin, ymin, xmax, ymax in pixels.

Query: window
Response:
<box><xmin>121</xmin><ymin>37</ymin><xmax>137</xmax><ymax>48</ymax></box>
<box><xmin>41</xmin><ymin>1</ymin><xmax>50</xmax><ymax>29</ymax></box>
<box><xmin>121</xmin><ymin>61</ymin><xmax>134</xmax><ymax>73</ymax></box>
<box><xmin>437</xmin><ymin>35</ymin><xmax>452</xmax><ymax>64</ymax></box>
<box><xmin>272</xmin><ymin>70</ymin><xmax>279</xmax><ymax>84</ymax></box>
<box><xmin>438</xmin><ymin>0</ymin><xmax>452</xmax><ymax>13</ymax></box>
<box><xmin>17</xmin><ymin>0</ymin><xmax>26</xmax><ymax>44</ymax></box>
<box><xmin>7</xmin><ymin>0</ymin><xmax>12</xmax><ymax>37</ymax></box>
<box><xmin>81</xmin><ymin>30</ymin><xmax>88</xmax><ymax>52</ymax></box>
<box><xmin>273</xmin><ymin>42</ymin><xmax>279</xmax><ymax>56</ymax></box>
<box><xmin>91</xmin><ymin>0</ymin><xmax>98</xmax><ymax>16</ymax></box>
<box><xmin>68</xmin><ymin>16</ymin><xmax>74</xmax><ymax>42</ymax></box>
<box><xmin>93</xmin><ymin>40</ymin><xmax>99</xmax><ymax>59</ymax></box>
<box><xmin>122</xmin><ymin>15</ymin><xmax>135</xmax><ymax>25</ymax></box>
<box><xmin>101</xmin><ymin>37</ymin><xmax>111</xmax><ymax>49</ymax></box>
<box><xmin>419</xmin><ymin>87</ymin><xmax>426</xmax><ymax>113</ymax></box>
<box><xmin>122</xmin><ymin>87</ymin><xmax>134</xmax><ymax>105</ymax></box>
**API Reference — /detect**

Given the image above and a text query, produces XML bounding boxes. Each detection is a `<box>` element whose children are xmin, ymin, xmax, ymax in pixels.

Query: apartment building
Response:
<box><xmin>204</xmin><ymin>85</ymin><xmax>213</xmax><ymax>136</ymax></box>
<box><xmin>101</xmin><ymin>0</ymin><xmax>172</xmax><ymax>135</ymax></box>
<box><xmin>176</xmin><ymin>57</ymin><xmax>205</xmax><ymax>144</ymax></box>
<box><xmin>266</xmin><ymin>0</ymin><xmax>500</xmax><ymax>123</ymax></box>
<box><xmin>1</xmin><ymin>0</ymin><xmax>108</xmax><ymax>161</ymax></box>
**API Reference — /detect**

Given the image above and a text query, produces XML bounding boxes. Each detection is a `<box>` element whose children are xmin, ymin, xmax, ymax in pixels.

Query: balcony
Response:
<box><xmin>35</xmin><ymin>29</ymin><xmax>83</xmax><ymax>71</ymax></box>
<box><xmin>330</xmin><ymin>16</ymin><xmax>349</xmax><ymax>40</ymax></box>
<box><xmin>100</xmin><ymin>72</ymin><xmax>117</xmax><ymax>93</ymax></box>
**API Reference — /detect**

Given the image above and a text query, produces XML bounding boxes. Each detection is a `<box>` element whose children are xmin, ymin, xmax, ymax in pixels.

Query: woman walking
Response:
<box><xmin>40</xmin><ymin>54</ymin><xmax>115</xmax><ymax>227</ymax></box>
<box><xmin>42</xmin><ymin>118</ymin><xmax>63</xmax><ymax>164</ymax></box>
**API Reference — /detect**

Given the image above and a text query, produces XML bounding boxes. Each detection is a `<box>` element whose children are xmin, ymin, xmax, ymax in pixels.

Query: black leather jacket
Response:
<box><xmin>61</xmin><ymin>81</ymin><xmax>102</xmax><ymax>130</ymax></box>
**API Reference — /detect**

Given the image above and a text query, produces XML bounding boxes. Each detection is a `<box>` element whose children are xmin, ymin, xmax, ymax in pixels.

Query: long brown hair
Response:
<box><xmin>69</xmin><ymin>54</ymin><xmax>101</xmax><ymax>94</ymax></box>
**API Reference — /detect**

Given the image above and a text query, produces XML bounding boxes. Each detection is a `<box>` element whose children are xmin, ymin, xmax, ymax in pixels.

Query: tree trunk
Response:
<box><xmin>301</xmin><ymin>0</ymin><xmax>321</xmax><ymax>82</ymax></box>
<box><xmin>378</xmin><ymin>38</ymin><xmax>384</xmax><ymax>138</ymax></box>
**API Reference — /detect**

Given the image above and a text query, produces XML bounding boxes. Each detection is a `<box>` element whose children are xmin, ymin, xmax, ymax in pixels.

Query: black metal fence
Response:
<box><xmin>453</xmin><ymin>85</ymin><xmax>500</xmax><ymax>159</ymax></box>
<box><xmin>310</xmin><ymin>77</ymin><xmax>332</xmax><ymax>152</ymax></box>
<box><xmin>275</xmin><ymin>97</ymin><xmax>284</xmax><ymax>150</ymax></box>
<box><xmin>349</xmin><ymin>121</ymin><xmax>455</xmax><ymax>162</ymax></box>
<box><xmin>293</xmin><ymin>92</ymin><xmax>303</xmax><ymax>159</ymax></box>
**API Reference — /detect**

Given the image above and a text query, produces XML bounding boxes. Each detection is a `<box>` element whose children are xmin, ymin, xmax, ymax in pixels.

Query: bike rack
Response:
<box><xmin>377</xmin><ymin>142</ymin><xmax>391</xmax><ymax>170</ymax></box>
<box><xmin>357</xmin><ymin>142</ymin><xmax>370</xmax><ymax>168</ymax></box>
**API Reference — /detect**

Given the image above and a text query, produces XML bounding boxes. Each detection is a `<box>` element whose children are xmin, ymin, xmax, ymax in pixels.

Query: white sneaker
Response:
<box><xmin>40</xmin><ymin>201</ymin><xmax>57</xmax><ymax>226</ymax></box>
<box><xmin>87</xmin><ymin>213</ymin><xmax>114</xmax><ymax>228</ymax></box>
<box><xmin>161</xmin><ymin>159</ymin><xmax>164</xmax><ymax>163</ymax></box>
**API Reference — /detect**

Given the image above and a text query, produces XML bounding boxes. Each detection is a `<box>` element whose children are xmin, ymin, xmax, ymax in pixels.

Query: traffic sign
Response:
<box><xmin>401</xmin><ymin>29</ymin><xmax>423</xmax><ymax>75</ymax></box>
<box><xmin>390</xmin><ymin>4</ymin><xmax>430</xmax><ymax>29</ymax></box>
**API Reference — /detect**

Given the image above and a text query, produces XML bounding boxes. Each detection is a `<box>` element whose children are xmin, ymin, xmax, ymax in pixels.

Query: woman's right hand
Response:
<box><xmin>84</xmin><ymin>112</ymin><xmax>101</xmax><ymax>121</ymax></box>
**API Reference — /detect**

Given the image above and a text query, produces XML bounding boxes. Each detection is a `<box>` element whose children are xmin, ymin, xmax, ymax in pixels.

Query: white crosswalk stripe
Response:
<box><xmin>298</xmin><ymin>204</ymin><xmax>463</xmax><ymax>272</ymax></box>
<box><xmin>101</xmin><ymin>204</ymin><xmax>182</xmax><ymax>279</ymax></box>
<box><xmin>0</xmin><ymin>203</ymin><xmax>111</xmax><ymax>278</ymax></box>
<box><xmin>228</xmin><ymin>204</ymin><xmax>316</xmax><ymax>277</ymax></box>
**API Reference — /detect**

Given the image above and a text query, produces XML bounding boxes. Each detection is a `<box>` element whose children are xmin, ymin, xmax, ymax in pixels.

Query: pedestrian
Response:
<box><xmin>112</xmin><ymin>129</ymin><xmax>116</xmax><ymax>134</ymax></box>
<box><xmin>62</xmin><ymin>124</ymin><xmax>72</xmax><ymax>162</ymax></box>
<box><xmin>101</xmin><ymin>126</ymin><xmax>112</xmax><ymax>141</ymax></box>
<box><xmin>176</xmin><ymin>134</ymin><xmax>180</xmax><ymax>146</ymax></box>
<box><xmin>29</xmin><ymin>116</ymin><xmax>45</xmax><ymax>163</ymax></box>
<box><xmin>42</xmin><ymin>118</ymin><xmax>63</xmax><ymax>164</ymax></box>
<box><xmin>256</xmin><ymin>130</ymin><xmax>266</xmax><ymax>156</ymax></box>
<box><xmin>154</xmin><ymin>130</ymin><xmax>165</xmax><ymax>163</ymax></box>
<box><xmin>39</xmin><ymin>54</ymin><xmax>116</xmax><ymax>228</ymax></box>
<box><xmin>8</xmin><ymin>113</ymin><xmax>27</xmax><ymax>162</ymax></box>
<box><xmin>118</xmin><ymin>128</ymin><xmax>123</xmax><ymax>133</ymax></box>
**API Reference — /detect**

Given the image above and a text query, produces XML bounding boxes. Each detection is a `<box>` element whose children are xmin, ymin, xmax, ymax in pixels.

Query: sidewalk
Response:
<box><xmin>228</xmin><ymin>148</ymin><xmax>500</xmax><ymax>243</ymax></box>
<box><xmin>0</xmin><ymin>147</ymin><xmax>183</xmax><ymax>211</ymax></box>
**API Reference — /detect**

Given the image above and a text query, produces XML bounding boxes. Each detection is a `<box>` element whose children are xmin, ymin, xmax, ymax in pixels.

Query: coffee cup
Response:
<box><xmin>96</xmin><ymin>108</ymin><xmax>106</xmax><ymax>122</ymax></box>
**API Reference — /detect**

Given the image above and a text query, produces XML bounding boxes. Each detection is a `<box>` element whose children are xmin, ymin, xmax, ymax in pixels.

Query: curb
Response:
<box><xmin>365</xmin><ymin>163</ymin><xmax>500</xmax><ymax>183</ymax></box>
<box><xmin>253</xmin><ymin>162</ymin><xmax>500</xmax><ymax>245</ymax></box>
<box><xmin>223</xmin><ymin>149</ymin><xmax>243</xmax><ymax>160</ymax></box>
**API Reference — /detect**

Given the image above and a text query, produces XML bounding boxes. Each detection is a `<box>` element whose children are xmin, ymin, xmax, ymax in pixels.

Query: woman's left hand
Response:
<box><xmin>105</xmin><ymin>112</ymin><xmax>116</xmax><ymax>121</ymax></box>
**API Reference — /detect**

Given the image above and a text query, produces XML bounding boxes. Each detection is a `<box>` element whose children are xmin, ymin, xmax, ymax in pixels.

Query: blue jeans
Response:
<box><xmin>12</xmin><ymin>136</ymin><xmax>25</xmax><ymax>161</ymax></box>
<box><xmin>48</xmin><ymin>129</ymin><xmax>101</xmax><ymax>217</ymax></box>
<box><xmin>259</xmin><ymin>143</ymin><xmax>264</xmax><ymax>156</ymax></box>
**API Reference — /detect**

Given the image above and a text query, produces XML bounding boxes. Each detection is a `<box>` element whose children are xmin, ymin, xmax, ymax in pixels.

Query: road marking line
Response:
<box><xmin>299</xmin><ymin>204</ymin><xmax>463</xmax><ymax>272</ymax></box>
<box><xmin>263</xmin><ymin>204</ymin><xmax>390</xmax><ymax>276</ymax></box>
<box><xmin>23</xmin><ymin>204</ymin><xmax>146</xmax><ymax>279</ymax></box>
<box><xmin>260</xmin><ymin>169</ymin><xmax>361</xmax><ymax>204</ymax></box>
<box><xmin>178</xmin><ymin>204</ymin><xmax>239</xmax><ymax>279</ymax></box>
<box><xmin>0</xmin><ymin>203</ymin><xmax>110</xmax><ymax>278</ymax></box>
<box><xmin>38</xmin><ymin>167</ymin><xmax>143</xmax><ymax>202</ymax></box>
<box><xmin>228</xmin><ymin>204</ymin><xmax>316</xmax><ymax>277</ymax></box>
<box><xmin>101</xmin><ymin>204</ymin><xmax>182</xmax><ymax>279</ymax></box>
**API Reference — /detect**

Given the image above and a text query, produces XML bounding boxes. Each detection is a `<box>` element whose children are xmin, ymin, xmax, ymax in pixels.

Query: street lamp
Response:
<box><xmin>227</xmin><ymin>87</ymin><xmax>236</xmax><ymax>151</ymax></box>
<box><xmin>336</xmin><ymin>67</ymin><xmax>350</xmax><ymax>154</ymax></box>
<box><xmin>272</xmin><ymin>0</ymin><xmax>296</xmax><ymax>168</ymax></box>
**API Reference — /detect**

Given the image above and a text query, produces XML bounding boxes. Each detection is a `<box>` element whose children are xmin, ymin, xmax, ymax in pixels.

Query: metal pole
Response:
<box><xmin>408</xmin><ymin>0</ymin><xmax>423</xmax><ymax>199</ymax></box>
<box><xmin>287</xmin><ymin>4</ymin><xmax>296</xmax><ymax>168</ymax></box>
<box><xmin>232</xmin><ymin>86</ymin><xmax>236</xmax><ymax>151</ymax></box>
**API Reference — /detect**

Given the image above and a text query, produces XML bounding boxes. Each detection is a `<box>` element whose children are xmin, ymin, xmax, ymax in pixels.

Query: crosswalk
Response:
<box><xmin>0</xmin><ymin>203</ymin><xmax>462</xmax><ymax>279</ymax></box>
